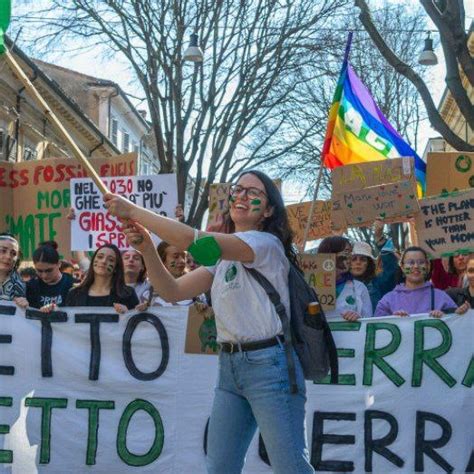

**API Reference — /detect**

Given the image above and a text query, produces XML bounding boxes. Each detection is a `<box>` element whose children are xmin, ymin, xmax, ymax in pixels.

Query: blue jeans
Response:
<box><xmin>206</xmin><ymin>343</ymin><xmax>315</xmax><ymax>474</ymax></box>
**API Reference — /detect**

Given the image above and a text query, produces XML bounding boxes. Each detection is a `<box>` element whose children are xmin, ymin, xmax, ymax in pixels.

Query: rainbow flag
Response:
<box><xmin>322</xmin><ymin>56</ymin><xmax>426</xmax><ymax>195</ymax></box>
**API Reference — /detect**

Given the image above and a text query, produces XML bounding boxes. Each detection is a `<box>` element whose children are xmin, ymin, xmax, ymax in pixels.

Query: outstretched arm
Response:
<box><xmin>104</xmin><ymin>193</ymin><xmax>255</xmax><ymax>264</ymax></box>
<box><xmin>124</xmin><ymin>222</ymin><xmax>214</xmax><ymax>302</ymax></box>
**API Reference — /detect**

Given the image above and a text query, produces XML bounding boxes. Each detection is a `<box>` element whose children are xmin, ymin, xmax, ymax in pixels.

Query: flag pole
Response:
<box><xmin>4</xmin><ymin>48</ymin><xmax>109</xmax><ymax>195</ymax></box>
<box><xmin>300</xmin><ymin>32</ymin><xmax>353</xmax><ymax>252</ymax></box>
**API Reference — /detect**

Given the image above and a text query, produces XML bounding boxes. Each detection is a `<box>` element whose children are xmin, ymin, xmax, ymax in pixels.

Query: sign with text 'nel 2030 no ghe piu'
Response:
<box><xmin>415</xmin><ymin>189</ymin><xmax>474</xmax><ymax>258</ymax></box>
<box><xmin>298</xmin><ymin>253</ymin><xmax>336</xmax><ymax>310</ymax></box>
<box><xmin>70</xmin><ymin>174</ymin><xmax>177</xmax><ymax>251</ymax></box>
<box><xmin>426</xmin><ymin>152</ymin><xmax>474</xmax><ymax>197</ymax></box>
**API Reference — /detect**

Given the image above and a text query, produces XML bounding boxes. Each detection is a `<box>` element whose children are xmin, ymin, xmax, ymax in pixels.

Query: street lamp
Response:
<box><xmin>183</xmin><ymin>33</ymin><xmax>204</xmax><ymax>63</ymax></box>
<box><xmin>418</xmin><ymin>32</ymin><xmax>438</xmax><ymax>66</ymax></box>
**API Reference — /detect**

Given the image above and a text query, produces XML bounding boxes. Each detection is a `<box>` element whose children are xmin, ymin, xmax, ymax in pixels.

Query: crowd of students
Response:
<box><xmin>0</xmin><ymin>233</ymin><xmax>206</xmax><ymax>313</ymax></box>
<box><xmin>0</xmin><ymin>223</ymin><xmax>472</xmax><ymax>319</ymax></box>
<box><xmin>316</xmin><ymin>224</ymin><xmax>471</xmax><ymax>320</ymax></box>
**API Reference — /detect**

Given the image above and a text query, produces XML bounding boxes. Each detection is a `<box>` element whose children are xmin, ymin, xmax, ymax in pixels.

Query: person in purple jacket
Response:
<box><xmin>374</xmin><ymin>246</ymin><xmax>467</xmax><ymax>318</ymax></box>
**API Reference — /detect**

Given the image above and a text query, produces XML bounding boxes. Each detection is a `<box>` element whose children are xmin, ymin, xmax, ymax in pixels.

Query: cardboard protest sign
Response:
<box><xmin>298</xmin><ymin>253</ymin><xmax>336</xmax><ymax>310</ymax></box>
<box><xmin>70</xmin><ymin>174</ymin><xmax>177</xmax><ymax>250</ymax></box>
<box><xmin>184</xmin><ymin>304</ymin><xmax>218</xmax><ymax>355</ymax></box>
<box><xmin>331</xmin><ymin>156</ymin><xmax>415</xmax><ymax>195</ymax></box>
<box><xmin>426</xmin><ymin>152</ymin><xmax>474</xmax><ymax>197</ymax></box>
<box><xmin>287</xmin><ymin>201</ymin><xmax>333</xmax><ymax>243</ymax></box>
<box><xmin>329</xmin><ymin>198</ymin><xmax>348</xmax><ymax>233</ymax></box>
<box><xmin>207</xmin><ymin>183</ymin><xmax>231</xmax><ymax>229</ymax></box>
<box><xmin>415</xmin><ymin>189</ymin><xmax>474</xmax><ymax>258</ymax></box>
<box><xmin>333</xmin><ymin>180</ymin><xmax>419</xmax><ymax>227</ymax></box>
<box><xmin>331</xmin><ymin>158</ymin><xmax>419</xmax><ymax>228</ymax></box>
<box><xmin>0</xmin><ymin>153</ymin><xmax>137</xmax><ymax>260</ymax></box>
<box><xmin>4</xmin><ymin>301</ymin><xmax>472</xmax><ymax>473</ymax></box>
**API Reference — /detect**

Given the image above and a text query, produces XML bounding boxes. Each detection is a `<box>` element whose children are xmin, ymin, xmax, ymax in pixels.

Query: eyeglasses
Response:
<box><xmin>35</xmin><ymin>267</ymin><xmax>55</xmax><ymax>275</ymax></box>
<box><xmin>403</xmin><ymin>259</ymin><xmax>427</xmax><ymax>267</ymax></box>
<box><xmin>229</xmin><ymin>184</ymin><xmax>267</xmax><ymax>200</ymax></box>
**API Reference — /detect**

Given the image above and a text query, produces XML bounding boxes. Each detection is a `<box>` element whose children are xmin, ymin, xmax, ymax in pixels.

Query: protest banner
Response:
<box><xmin>207</xmin><ymin>183</ymin><xmax>231</xmax><ymax>229</ymax></box>
<box><xmin>1</xmin><ymin>302</ymin><xmax>472</xmax><ymax>473</ymax></box>
<box><xmin>415</xmin><ymin>189</ymin><xmax>474</xmax><ymax>258</ymax></box>
<box><xmin>287</xmin><ymin>201</ymin><xmax>333</xmax><ymax>243</ymax></box>
<box><xmin>298</xmin><ymin>253</ymin><xmax>336</xmax><ymax>310</ymax></box>
<box><xmin>426</xmin><ymin>152</ymin><xmax>474</xmax><ymax>197</ymax></box>
<box><xmin>0</xmin><ymin>153</ymin><xmax>137</xmax><ymax>259</ymax></box>
<box><xmin>70</xmin><ymin>174</ymin><xmax>177</xmax><ymax>251</ymax></box>
<box><xmin>331</xmin><ymin>157</ymin><xmax>415</xmax><ymax>195</ymax></box>
<box><xmin>184</xmin><ymin>305</ymin><xmax>218</xmax><ymax>355</ymax></box>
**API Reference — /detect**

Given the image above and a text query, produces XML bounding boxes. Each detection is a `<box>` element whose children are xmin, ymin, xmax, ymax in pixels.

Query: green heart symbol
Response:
<box><xmin>409</xmin><ymin>194</ymin><xmax>415</xmax><ymax>199</ymax></box>
<box><xmin>357</xmin><ymin>216</ymin><xmax>362</xmax><ymax>221</ymax></box>
<box><xmin>380</xmin><ymin>212</ymin><xmax>386</xmax><ymax>218</ymax></box>
<box><xmin>346</xmin><ymin>295</ymin><xmax>355</xmax><ymax>305</ymax></box>
<box><xmin>347</xmin><ymin>203</ymin><xmax>353</xmax><ymax>208</ymax></box>
<box><xmin>406</xmin><ymin>205</ymin><xmax>411</xmax><ymax>209</ymax></box>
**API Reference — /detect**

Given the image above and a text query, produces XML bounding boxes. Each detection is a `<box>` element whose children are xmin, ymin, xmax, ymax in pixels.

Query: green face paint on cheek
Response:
<box><xmin>229</xmin><ymin>195</ymin><xmax>236</xmax><ymax>203</ymax></box>
<box><xmin>250</xmin><ymin>198</ymin><xmax>261</xmax><ymax>212</ymax></box>
<box><xmin>106</xmin><ymin>263</ymin><xmax>115</xmax><ymax>274</ymax></box>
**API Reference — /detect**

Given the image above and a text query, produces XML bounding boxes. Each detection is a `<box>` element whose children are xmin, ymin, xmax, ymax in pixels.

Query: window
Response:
<box><xmin>6</xmin><ymin>135</ymin><xmax>17</xmax><ymax>162</ymax></box>
<box><xmin>23</xmin><ymin>146</ymin><xmax>37</xmax><ymax>161</ymax></box>
<box><xmin>122</xmin><ymin>131</ymin><xmax>130</xmax><ymax>153</ymax></box>
<box><xmin>111</xmin><ymin>118</ymin><xmax>118</xmax><ymax>146</ymax></box>
<box><xmin>0</xmin><ymin>129</ymin><xmax>5</xmax><ymax>160</ymax></box>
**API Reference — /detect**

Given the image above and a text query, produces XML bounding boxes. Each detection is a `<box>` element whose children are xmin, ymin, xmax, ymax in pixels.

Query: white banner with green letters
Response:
<box><xmin>0</xmin><ymin>302</ymin><xmax>472</xmax><ymax>473</ymax></box>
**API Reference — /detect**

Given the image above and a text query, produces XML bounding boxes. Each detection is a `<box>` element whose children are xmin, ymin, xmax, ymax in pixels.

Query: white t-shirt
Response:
<box><xmin>205</xmin><ymin>231</ymin><xmax>290</xmax><ymax>343</ymax></box>
<box><xmin>127</xmin><ymin>280</ymin><xmax>152</xmax><ymax>303</ymax></box>
<box><xmin>324</xmin><ymin>279</ymin><xmax>373</xmax><ymax>320</ymax></box>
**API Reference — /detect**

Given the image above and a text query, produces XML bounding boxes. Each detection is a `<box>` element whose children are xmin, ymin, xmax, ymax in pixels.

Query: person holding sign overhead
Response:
<box><xmin>374</xmin><ymin>247</ymin><xmax>467</xmax><ymax>317</ymax></box>
<box><xmin>66</xmin><ymin>244</ymin><xmax>138</xmax><ymax>313</ymax></box>
<box><xmin>104</xmin><ymin>170</ymin><xmax>315</xmax><ymax>474</ymax></box>
<box><xmin>317</xmin><ymin>236</ymin><xmax>373</xmax><ymax>321</ymax></box>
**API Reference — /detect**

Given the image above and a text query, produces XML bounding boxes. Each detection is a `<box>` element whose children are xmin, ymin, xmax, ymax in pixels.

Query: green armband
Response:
<box><xmin>188</xmin><ymin>235</ymin><xmax>222</xmax><ymax>266</ymax></box>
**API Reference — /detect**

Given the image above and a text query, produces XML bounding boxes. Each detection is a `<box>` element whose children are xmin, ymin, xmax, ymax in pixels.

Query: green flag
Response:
<box><xmin>0</xmin><ymin>0</ymin><xmax>11</xmax><ymax>54</ymax></box>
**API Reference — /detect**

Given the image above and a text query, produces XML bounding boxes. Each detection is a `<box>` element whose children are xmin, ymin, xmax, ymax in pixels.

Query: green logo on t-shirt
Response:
<box><xmin>225</xmin><ymin>264</ymin><xmax>237</xmax><ymax>282</ymax></box>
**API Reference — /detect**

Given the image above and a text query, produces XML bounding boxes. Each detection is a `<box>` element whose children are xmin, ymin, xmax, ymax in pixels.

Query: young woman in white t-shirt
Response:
<box><xmin>104</xmin><ymin>170</ymin><xmax>315</xmax><ymax>474</ymax></box>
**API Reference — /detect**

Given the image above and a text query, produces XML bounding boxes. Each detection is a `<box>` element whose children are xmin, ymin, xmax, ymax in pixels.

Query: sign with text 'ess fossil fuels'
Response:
<box><xmin>0</xmin><ymin>153</ymin><xmax>137</xmax><ymax>260</ymax></box>
<box><xmin>415</xmin><ymin>189</ymin><xmax>474</xmax><ymax>258</ymax></box>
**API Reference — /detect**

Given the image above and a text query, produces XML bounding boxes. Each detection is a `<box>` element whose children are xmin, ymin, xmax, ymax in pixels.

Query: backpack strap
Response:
<box><xmin>430</xmin><ymin>284</ymin><xmax>435</xmax><ymax>311</ymax></box>
<box><xmin>244</xmin><ymin>267</ymin><xmax>299</xmax><ymax>394</ymax></box>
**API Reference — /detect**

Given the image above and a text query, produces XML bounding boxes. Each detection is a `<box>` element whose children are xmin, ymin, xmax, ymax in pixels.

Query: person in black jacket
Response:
<box><xmin>446</xmin><ymin>256</ymin><xmax>474</xmax><ymax>312</ymax></box>
<box><xmin>66</xmin><ymin>244</ymin><xmax>138</xmax><ymax>313</ymax></box>
<box><xmin>16</xmin><ymin>241</ymin><xmax>74</xmax><ymax>311</ymax></box>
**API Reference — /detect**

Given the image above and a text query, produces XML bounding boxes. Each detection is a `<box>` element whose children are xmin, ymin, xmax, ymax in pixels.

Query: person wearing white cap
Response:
<box><xmin>350</xmin><ymin>220</ymin><xmax>399</xmax><ymax>310</ymax></box>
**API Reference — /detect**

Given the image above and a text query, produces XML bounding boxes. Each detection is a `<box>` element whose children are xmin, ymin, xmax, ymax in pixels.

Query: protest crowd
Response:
<box><xmin>1</xmin><ymin>163</ymin><xmax>473</xmax><ymax>473</ymax></box>
<box><xmin>1</xmin><ymin>203</ymin><xmax>472</xmax><ymax>319</ymax></box>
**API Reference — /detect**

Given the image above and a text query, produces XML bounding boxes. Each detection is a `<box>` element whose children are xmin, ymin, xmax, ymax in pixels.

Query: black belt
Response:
<box><xmin>219</xmin><ymin>335</ymin><xmax>284</xmax><ymax>354</ymax></box>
